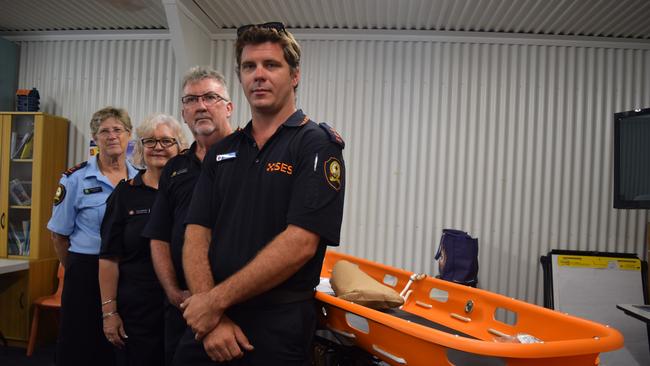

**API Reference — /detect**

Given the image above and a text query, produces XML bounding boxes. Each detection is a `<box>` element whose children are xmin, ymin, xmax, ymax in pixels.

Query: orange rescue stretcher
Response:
<box><xmin>316</xmin><ymin>251</ymin><xmax>623</xmax><ymax>366</ymax></box>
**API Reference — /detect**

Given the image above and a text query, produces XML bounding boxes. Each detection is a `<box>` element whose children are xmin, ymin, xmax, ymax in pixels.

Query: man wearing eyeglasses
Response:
<box><xmin>176</xmin><ymin>23</ymin><xmax>346</xmax><ymax>365</ymax></box>
<box><xmin>142</xmin><ymin>66</ymin><xmax>233</xmax><ymax>365</ymax></box>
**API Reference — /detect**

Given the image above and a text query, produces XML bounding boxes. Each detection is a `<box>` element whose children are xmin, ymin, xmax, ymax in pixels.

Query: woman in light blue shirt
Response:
<box><xmin>47</xmin><ymin>106</ymin><xmax>138</xmax><ymax>366</ymax></box>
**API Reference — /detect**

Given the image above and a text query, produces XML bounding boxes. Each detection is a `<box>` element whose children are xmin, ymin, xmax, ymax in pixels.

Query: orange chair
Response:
<box><xmin>26</xmin><ymin>263</ymin><xmax>64</xmax><ymax>356</ymax></box>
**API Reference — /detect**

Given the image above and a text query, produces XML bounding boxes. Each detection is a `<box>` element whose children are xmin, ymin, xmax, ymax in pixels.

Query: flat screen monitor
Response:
<box><xmin>614</xmin><ymin>107</ymin><xmax>650</xmax><ymax>209</ymax></box>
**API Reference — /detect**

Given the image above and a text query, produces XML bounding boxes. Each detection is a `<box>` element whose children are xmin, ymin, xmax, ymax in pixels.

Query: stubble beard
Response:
<box><xmin>192</xmin><ymin>120</ymin><xmax>217</xmax><ymax>137</ymax></box>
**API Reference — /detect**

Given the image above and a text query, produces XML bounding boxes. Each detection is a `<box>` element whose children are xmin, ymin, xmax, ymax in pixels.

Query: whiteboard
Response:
<box><xmin>551</xmin><ymin>253</ymin><xmax>649</xmax><ymax>366</ymax></box>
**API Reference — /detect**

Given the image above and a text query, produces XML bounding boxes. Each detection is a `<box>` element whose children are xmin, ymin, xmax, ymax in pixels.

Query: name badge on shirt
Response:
<box><xmin>171</xmin><ymin>168</ymin><xmax>188</xmax><ymax>177</ymax></box>
<box><xmin>129</xmin><ymin>208</ymin><xmax>150</xmax><ymax>216</ymax></box>
<box><xmin>216</xmin><ymin>152</ymin><xmax>237</xmax><ymax>162</ymax></box>
<box><xmin>83</xmin><ymin>187</ymin><xmax>103</xmax><ymax>195</ymax></box>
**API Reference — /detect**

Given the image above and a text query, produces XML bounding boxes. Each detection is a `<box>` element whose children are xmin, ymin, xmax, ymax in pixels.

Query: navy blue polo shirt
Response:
<box><xmin>142</xmin><ymin>142</ymin><xmax>202</xmax><ymax>290</ymax></box>
<box><xmin>100</xmin><ymin>171</ymin><xmax>159</xmax><ymax>285</ymax></box>
<box><xmin>185</xmin><ymin>109</ymin><xmax>345</xmax><ymax>295</ymax></box>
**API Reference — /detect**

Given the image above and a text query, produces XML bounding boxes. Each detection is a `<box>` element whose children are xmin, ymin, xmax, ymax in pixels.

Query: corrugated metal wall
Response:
<box><xmin>15</xmin><ymin>33</ymin><xmax>650</xmax><ymax>306</ymax></box>
<box><xmin>214</xmin><ymin>35</ymin><xmax>650</xmax><ymax>305</ymax></box>
<box><xmin>16</xmin><ymin>37</ymin><xmax>181</xmax><ymax>167</ymax></box>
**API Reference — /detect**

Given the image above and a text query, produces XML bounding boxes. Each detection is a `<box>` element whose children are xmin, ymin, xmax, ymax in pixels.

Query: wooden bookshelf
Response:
<box><xmin>0</xmin><ymin>112</ymin><xmax>68</xmax><ymax>345</ymax></box>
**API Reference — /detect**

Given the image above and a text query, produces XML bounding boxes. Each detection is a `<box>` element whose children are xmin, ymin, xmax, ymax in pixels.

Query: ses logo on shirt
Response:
<box><xmin>266</xmin><ymin>162</ymin><xmax>293</xmax><ymax>175</ymax></box>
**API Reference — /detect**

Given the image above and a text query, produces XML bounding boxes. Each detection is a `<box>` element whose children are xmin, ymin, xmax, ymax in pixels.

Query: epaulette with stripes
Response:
<box><xmin>319</xmin><ymin>122</ymin><xmax>345</xmax><ymax>149</ymax></box>
<box><xmin>63</xmin><ymin>161</ymin><xmax>88</xmax><ymax>176</ymax></box>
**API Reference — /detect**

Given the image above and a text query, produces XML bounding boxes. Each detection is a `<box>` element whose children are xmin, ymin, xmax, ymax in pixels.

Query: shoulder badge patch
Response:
<box><xmin>324</xmin><ymin>157</ymin><xmax>343</xmax><ymax>191</ymax></box>
<box><xmin>319</xmin><ymin>123</ymin><xmax>345</xmax><ymax>149</ymax></box>
<box><xmin>53</xmin><ymin>184</ymin><xmax>66</xmax><ymax>206</ymax></box>
<box><xmin>63</xmin><ymin>161</ymin><xmax>88</xmax><ymax>176</ymax></box>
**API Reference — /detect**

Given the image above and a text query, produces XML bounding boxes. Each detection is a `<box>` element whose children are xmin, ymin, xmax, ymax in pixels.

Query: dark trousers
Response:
<box><xmin>115</xmin><ymin>281</ymin><xmax>165</xmax><ymax>366</ymax></box>
<box><xmin>164</xmin><ymin>298</ymin><xmax>188</xmax><ymax>366</ymax></box>
<box><xmin>56</xmin><ymin>252</ymin><xmax>114</xmax><ymax>366</ymax></box>
<box><xmin>172</xmin><ymin>300</ymin><xmax>316</xmax><ymax>366</ymax></box>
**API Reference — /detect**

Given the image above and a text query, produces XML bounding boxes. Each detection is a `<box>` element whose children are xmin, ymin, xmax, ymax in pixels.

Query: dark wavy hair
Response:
<box><xmin>235</xmin><ymin>25</ymin><xmax>301</xmax><ymax>89</ymax></box>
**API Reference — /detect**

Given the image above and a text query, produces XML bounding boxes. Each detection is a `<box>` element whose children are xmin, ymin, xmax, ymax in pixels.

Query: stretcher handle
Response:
<box><xmin>488</xmin><ymin>328</ymin><xmax>512</xmax><ymax>338</ymax></box>
<box><xmin>400</xmin><ymin>289</ymin><xmax>413</xmax><ymax>309</ymax></box>
<box><xmin>450</xmin><ymin>313</ymin><xmax>471</xmax><ymax>322</ymax></box>
<box><xmin>326</xmin><ymin>326</ymin><xmax>356</xmax><ymax>339</ymax></box>
<box><xmin>399</xmin><ymin>273</ymin><xmax>426</xmax><ymax>298</ymax></box>
<box><xmin>372</xmin><ymin>345</ymin><xmax>407</xmax><ymax>365</ymax></box>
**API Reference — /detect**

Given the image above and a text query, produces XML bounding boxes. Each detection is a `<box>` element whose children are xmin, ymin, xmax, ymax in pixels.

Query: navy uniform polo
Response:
<box><xmin>141</xmin><ymin>142</ymin><xmax>202</xmax><ymax>366</ymax></box>
<box><xmin>175</xmin><ymin>109</ymin><xmax>345</xmax><ymax>365</ymax></box>
<box><xmin>186</xmin><ymin>109</ymin><xmax>345</xmax><ymax>300</ymax></box>
<box><xmin>100</xmin><ymin>170</ymin><xmax>161</xmax><ymax>285</ymax></box>
<box><xmin>100</xmin><ymin>171</ymin><xmax>164</xmax><ymax>366</ymax></box>
<box><xmin>142</xmin><ymin>142</ymin><xmax>202</xmax><ymax>290</ymax></box>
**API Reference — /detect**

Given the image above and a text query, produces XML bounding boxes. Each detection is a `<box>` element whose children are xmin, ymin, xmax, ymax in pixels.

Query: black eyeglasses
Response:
<box><xmin>181</xmin><ymin>92</ymin><xmax>228</xmax><ymax>106</ymax></box>
<box><xmin>141</xmin><ymin>137</ymin><xmax>178</xmax><ymax>148</ymax></box>
<box><xmin>237</xmin><ymin>22</ymin><xmax>286</xmax><ymax>37</ymax></box>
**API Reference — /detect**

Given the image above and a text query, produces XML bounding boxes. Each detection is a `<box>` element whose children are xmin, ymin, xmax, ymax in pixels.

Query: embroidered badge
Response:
<box><xmin>216</xmin><ymin>152</ymin><xmax>237</xmax><ymax>162</ymax></box>
<box><xmin>266</xmin><ymin>162</ymin><xmax>293</xmax><ymax>175</ymax></box>
<box><xmin>324</xmin><ymin>157</ymin><xmax>342</xmax><ymax>191</ymax></box>
<box><xmin>53</xmin><ymin>184</ymin><xmax>66</xmax><ymax>206</ymax></box>
<box><xmin>83</xmin><ymin>186</ymin><xmax>103</xmax><ymax>195</ymax></box>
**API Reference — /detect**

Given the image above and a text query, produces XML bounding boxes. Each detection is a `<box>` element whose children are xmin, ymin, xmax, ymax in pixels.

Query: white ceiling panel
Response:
<box><xmin>0</xmin><ymin>0</ymin><xmax>649</xmax><ymax>39</ymax></box>
<box><xmin>191</xmin><ymin>0</ymin><xmax>650</xmax><ymax>39</ymax></box>
<box><xmin>0</xmin><ymin>0</ymin><xmax>167</xmax><ymax>31</ymax></box>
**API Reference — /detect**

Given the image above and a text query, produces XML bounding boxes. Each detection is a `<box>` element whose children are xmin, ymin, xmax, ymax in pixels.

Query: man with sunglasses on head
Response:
<box><xmin>142</xmin><ymin>66</ymin><xmax>233</xmax><ymax>365</ymax></box>
<box><xmin>176</xmin><ymin>22</ymin><xmax>346</xmax><ymax>365</ymax></box>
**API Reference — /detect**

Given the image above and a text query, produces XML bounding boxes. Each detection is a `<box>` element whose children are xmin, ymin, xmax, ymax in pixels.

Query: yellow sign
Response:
<box><xmin>557</xmin><ymin>255</ymin><xmax>641</xmax><ymax>271</ymax></box>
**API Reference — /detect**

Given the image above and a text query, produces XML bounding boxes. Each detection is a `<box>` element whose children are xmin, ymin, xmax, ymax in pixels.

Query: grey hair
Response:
<box><xmin>90</xmin><ymin>106</ymin><xmax>132</xmax><ymax>137</ymax></box>
<box><xmin>181</xmin><ymin>66</ymin><xmax>230</xmax><ymax>100</ymax></box>
<box><xmin>131</xmin><ymin>113</ymin><xmax>188</xmax><ymax>168</ymax></box>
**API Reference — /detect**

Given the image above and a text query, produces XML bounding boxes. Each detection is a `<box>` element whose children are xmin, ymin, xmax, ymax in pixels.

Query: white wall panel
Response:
<box><xmin>216</xmin><ymin>35</ymin><xmax>650</xmax><ymax>305</ymax></box>
<box><xmin>14</xmin><ymin>32</ymin><xmax>650</xmax><ymax>307</ymax></box>
<box><xmin>17</xmin><ymin>38</ymin><xmax>181</xmax><ymax>166</ymax></box>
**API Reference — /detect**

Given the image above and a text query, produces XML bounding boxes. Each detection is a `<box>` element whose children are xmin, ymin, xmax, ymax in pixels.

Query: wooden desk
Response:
<box><xmin>0</xmin><ymin>259</ymin><xmax>29</xmax><ymax>275</ymax></box>
<box><xmin>0</xmin><ymin>258</ymin><xmax>57</xmax><ymax>346</ymax></box>
<box><xmin>0</xmin><ymin>259</ymin><xmax>29</xmax><ymax>347</ymax></box>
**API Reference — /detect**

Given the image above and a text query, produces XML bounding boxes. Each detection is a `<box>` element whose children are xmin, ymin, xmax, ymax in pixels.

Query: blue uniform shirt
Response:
<box><xmin>47</xmin><ymin>155</ymin><xmax>139</xmax><ymax>255</ymax></box>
